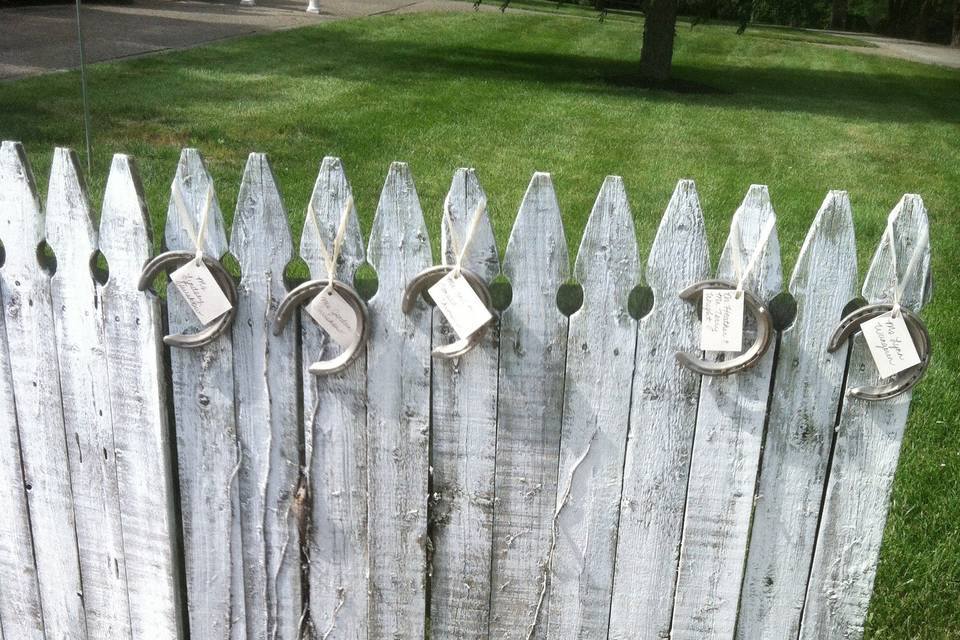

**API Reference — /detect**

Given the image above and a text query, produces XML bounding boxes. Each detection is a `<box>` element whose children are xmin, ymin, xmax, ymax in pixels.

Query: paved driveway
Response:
<box><xmin>0</xmin><ymin>0</ymin><xmax>478</xmax><ymax>80</ymax></box>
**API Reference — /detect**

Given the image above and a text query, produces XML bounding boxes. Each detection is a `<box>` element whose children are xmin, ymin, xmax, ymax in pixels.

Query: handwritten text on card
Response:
<box><xmin>701</xmin><ymin>289</ymin><xmax>744</xmax><ymax>352</ymax></box>
<box><xmin>861</xmin><ymin>312</ymin><xmax>922</xmax><ymax>379</ymax></box>
<box><xmin>169</xmin><ymin>260</ymin><xmax>233</xmax><ymax>325</ymax></box>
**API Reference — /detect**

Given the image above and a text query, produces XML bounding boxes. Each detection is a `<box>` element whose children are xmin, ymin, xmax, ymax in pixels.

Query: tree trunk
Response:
<box><xmin>953</xmin><ymin>0</ymin><xmax>960</xmax><ymax>46</ymax></box>
<box><xmin>914</xmin><ymin>0</ymin><xmax>930</xmax><ymax>41</ymax></box>
<box><xmin>639</xmin><ymin>0</ymin><xmax>679</xmax><ymax>81</ymax></box>
<box><xmin>830</xmin><ymin>0</ymin><xmax>847</xmax><ymax>29</ymax></box>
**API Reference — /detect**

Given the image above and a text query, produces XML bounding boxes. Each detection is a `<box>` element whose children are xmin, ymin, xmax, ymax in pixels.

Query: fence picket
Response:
<box><xmin>546</xmin><ymin>176</ymin><xmax>639</xmax><ymax>639</ymax></box>
<box><xmin>301</xmin><ymin>157</ymin><xmax>369</xmax><ymax>639</ymax></box>
<box><xmin>799</xmin><ymin>194</ymin><xmax>931</xmax><ymax>640</ymax></box>
<box><xmin>365</xmin><ymin>162</ymin><xmax>432</xmax><ymax>639</ymax></box>
<box><xmin>488</xmin><ymin>172</ymin><xmax>569</xmax><ymax>640</ymax></box>
<box><xmin>46</xmin><ymin>148</ymin><xmax>132</xmax><ymax>639</ymax></box>
<box><xmin>0</xmin><ymin>162</ymin><xmax>43</xmax><ymax>640</ymax></box>
<box><xmin>99</xmin><ymin>153</ymin><xmax>183</xmax><ymax>640</ymax></box>
<box><xmin>737</xmin><ymin>191</ymin><xmax>858</xmax><ymax>639</ymax></box>
<box><xmin>230</xmin><ymin>153</ymin><xmax>301</xmax><ymax>640</ymax></box>
<box><xmin>0</xmin><ymin>140</ymin><xmax>87</xmax><ymax>640</ymax></box>
<box><xmin>165</xmin><ymin>149</ymin><xmax>245</xmax><ymax>640</ymax></box>
<box><xmin>670</xmin><ymin>185</ymin><xmax>783</xmax><ymax>639</ymax></box>
<box><xmin>430</xmin><ymin>168</ymin><xmax>501</xmax><ymax>639</ymax></box>
<box><xmin>608</xmin><ymin>179</ymin><xmax>710</xmax><ymax>640</ymax></box>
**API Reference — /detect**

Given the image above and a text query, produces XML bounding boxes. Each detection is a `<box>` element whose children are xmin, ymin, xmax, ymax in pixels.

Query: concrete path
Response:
<box><xmin>2</xmin><ymin>0</ymin><xmax>959</xmax><ymax>81</ymax></box>
<box><xmin>820</xmin><ymin>30</ymin><xmax>960</xmax><ymax>70</ymax></box>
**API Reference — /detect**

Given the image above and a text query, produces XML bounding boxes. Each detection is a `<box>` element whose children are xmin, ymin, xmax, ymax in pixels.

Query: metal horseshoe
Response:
<box><xmin>273</xmin><ymin>279</ymin><xmax>370</xmax><ymax>376</ymax></box>
<box><xmin>138</xmin><ymin>250</ymin><xmax>238</xmax><ymax>349</ymax></box>
<box><xmin>675</xmin><ymin>279</ymin><xmax>774</xmax><ymax>376</ymax></box>
<box><xmin>401</xmin><ymin>264</ymin><xmax>495</xmax><ymax>359</ymax></box>
<box><xmin>827</xmin><ymin>302</ymin><xmax>930</xmax><ymax>401</ymax></box>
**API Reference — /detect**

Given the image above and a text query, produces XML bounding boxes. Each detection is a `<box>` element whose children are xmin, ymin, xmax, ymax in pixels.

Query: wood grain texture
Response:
<box><xmin>99</xmin><ymin>153</ymin><xmax>183</xmax><ymax>640</ymax></box>
<box><xmin>488</xmin><ymin>173</ymin><xmax>569</xmax><ymax>640</ymax></box>
<box><xmin>737</xmin><ymin>191</ymin><xmax>857</xmax><ymax>640</ymax></box>
<box><xmin>46</xmin><ymin>147</ymin><xmax>132</xmax><ymax>640</ymax></box>
<box><xmin>608</xmin><ymin>179</ymin><xmax>709</xmax><ymax>640</ymax></box>
<box><xmin>301</xmin><ymin>157</ymin><xmax>368</xmax><ymax>640</ymax></box>
<box><xmin>799</xmin><ymin>194</ymin><xmax>931</xmax><ymax>640</ymax></box>
<box><xmin>365</xmin><ymin>162</ymin><xmax>432</xmax><ymax>639</ymax></box>
<box><xmin>0</xmin><ymin>140</ymin><xmax>88</xmax><ymax>640</ymax></box>
<box><xmin>670</xmin><ymin>185</ymin><xmax>783</xmax><ymax>640</ymax></box>
<box><xmin>165</xmin><ymin>148</ymin><xmax>245</xmax><ymax>640</ymax></box>
<box><xmin>0</xmin><ymin>147</ymin><xmax>44</xmax><ymax>640</ymax></box>
<box><xmin>430</xmin><ymin>168</ymin><xmax>501</xmax><ymax>640</ymax></box>
<box><xmin>230</xmin><ymin>153</ymin><xmax>301</xmax><ymax>640</ymax></box>
<box><xmin>546</xmin><ymin>176</ymin><xmax>639</xmax><ymax>640</ymax></box>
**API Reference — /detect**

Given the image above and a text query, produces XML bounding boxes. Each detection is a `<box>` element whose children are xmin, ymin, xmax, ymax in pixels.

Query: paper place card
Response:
<box><xmin>700</xmin><ymin>289</ymin><xmax>744</xmax><ymax>352</ymax></box>
<box><xmin>428</xmin><ymin>271</ymin><xmax>493</xmax><ymax>341</ymax></box>
<box><xmin>307</xmin><ymin>289</ymin><xmax>359</xmax><ymax>349</ymax></box>
<box><xmin>170</xmin><ymin>259</ymin><xmax>233</xmax><ymax>325</ymax></box>
<box><xmin>861</xmin><ymin>311</ymin><xmax>922</xmax><ymax>379</ymax></box>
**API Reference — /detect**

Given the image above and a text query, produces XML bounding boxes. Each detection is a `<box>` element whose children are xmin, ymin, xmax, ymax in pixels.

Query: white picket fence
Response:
<box><xmin>0</xmin><ymin>140</ymin><xmax>932</xmax><ymax>640</ymax></box>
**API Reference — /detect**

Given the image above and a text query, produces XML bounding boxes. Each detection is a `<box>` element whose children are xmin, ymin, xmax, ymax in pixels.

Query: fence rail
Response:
<box><xmin>0</xmin><ymin>140</ymin><xmax>932</xmax><ymax>640</ymax></box>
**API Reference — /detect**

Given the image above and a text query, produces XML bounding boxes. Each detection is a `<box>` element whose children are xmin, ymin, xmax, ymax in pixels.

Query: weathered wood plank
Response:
<box><xmin>230</xmin><ymin>153</ymin><xmax>301</xmax><ymax>640</ymax></box>
<box><xmin>608</xmin><ymin>179</ymin><xmax>710</xmax><ymax>640</ymax></box>
<box><xmin>301</xmin><ymin>157</ymin><xmax>368</xmax><ymax>640</ymax></box>
<box><xmin>0</xmin><ymin>150</ymin><xmax>44</xmax><ymax>640</ymax></box>
<box><xmin>799</xmin><ymin>194</ymin><xmax>931</xmax><ymax>640</ymax></box>
<box><xmin>46</xmin><ymin>147</ymin><xmax>132</xmax><ymax>640</ymax></box>
<box><xmin>670</xmin><ymin>185</ymin><xmax>783</xmax><ymax>640</ymax></box>
<box><xmin>737</xmin><ymin>191</ymin><xmax>857</xmax><ymax>639</ymax></box>
<box><xmin>99</xmin><ymin>153</ymin><xmax>183</xmax><ymax>640</ymax></box>
<box><xmin>165</xmin><ymin>148</ymin><xmax>244</xmax><ymax>640</ymax></box>
<box><xmin>546</xmin><ymin>176</ymin><xmax>639</xmax><ymax>639</ymax></box>
<box><xmin>365</xmin><ymin>162</ymin><xmax>432</xmax><ymax>639</ymax></box>
<box><xmin>488</xmin><ymin>172</ymin><xmax>569</xmax><ymax>640</ymax></box>
<box><xmin>430</xmin><ymin>168</ymin><xmax>501</xmax><ymax>640</ymax></box>
<box><xmin>0</xmin><ymin>140</ymin><xmax>88</xmax><ymax>640</ymax></box>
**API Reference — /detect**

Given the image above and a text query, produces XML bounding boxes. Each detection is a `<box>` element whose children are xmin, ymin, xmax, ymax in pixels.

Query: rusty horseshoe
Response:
<box><xmin>827</xmin><ymin>302</ymin><xmax>930</xmax><ymax>401</ymax></box>
<box><xmin>401</xmin><ymin>264</ymin><xmax>495</xmax><ymax>359</ymax></box>
<box><xmin>675</xmin><ymin>279</ymin><xmax>774</xmax><ymax>376</ymax></box>
<box><xmin>138</xmin><ymin>250</ymin><xmax>238</xmax><ymax>349</ymax></box>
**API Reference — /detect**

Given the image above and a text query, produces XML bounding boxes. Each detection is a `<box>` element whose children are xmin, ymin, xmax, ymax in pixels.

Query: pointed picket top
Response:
<box><xmin>442</xmin><ymin>168</ymin><xmax>499</xmax><ymax>281</ymax></box>
<box><xmin>789</xmin><ymin>190</ymin><xmax>858</xmax><ymax>300</ymax></box>
<box><xmin>164</xmin><ymin>148</ymin><xmax>228</xmax><ymax>257</ymax></box>
<box><xmin>367</xmin><ymin>162</ymin><xmax>433</xmax><ymax>292</ymax></box>
<box><xmin>100</xmin><ymin>154</ymin><xmax>152</xmax><ymax>283</ymax></box>
<box><xmin>0</xmin><ymin>141</ymin><xmax>44</xmax><ymax>274</ymax></box>
<box><xmin>862</xmin><ymin>194</ymin><xmax>931</xmax><ymax>311</ymax></box>
<box><xmin>502</xmin><ymin>171</ymin><xmax>569</xmax><ymax>290</ymax></box>
<box><xmin>302</xmin><ymin>156</ymin><xmax>365</xmax><ymax>281</ymax></box>
<box><xmin>574</xmin><ymin>175</ymin><xmax>639</xmax><ymax>309</ymax></box>
<box><xmin>716</xmin><ymin>184</ymin><xmax>783</xmax><ymax>300</ymax></box>
<box><xmin>45</xmin><ymin>147</ymin><xmax>96</xmax><ymax>275</ymax></box>
<box><xmin>230</xmin><ymin>153</ymin><xmax>293</xmax><ymax>276</ymax></box>
<box><xmin>645</xmin><ymin>179</ymin><xmax>710</xmax><ymax>299</ymax></box>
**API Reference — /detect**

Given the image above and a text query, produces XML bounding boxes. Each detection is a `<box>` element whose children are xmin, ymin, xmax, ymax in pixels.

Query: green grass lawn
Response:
<box><xmin>1</xmin><ymin>9</ymin><xmax>959</xmax><ymax>638</ymax></box>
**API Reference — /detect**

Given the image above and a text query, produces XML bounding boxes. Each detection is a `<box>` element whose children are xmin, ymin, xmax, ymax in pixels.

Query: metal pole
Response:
<box><xmin>75</xmin><ymin>0</ymin><xmax>93</xmax><ymax>173</ymax></box>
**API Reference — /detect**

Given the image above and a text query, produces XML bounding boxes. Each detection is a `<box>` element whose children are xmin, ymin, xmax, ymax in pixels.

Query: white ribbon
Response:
<box><xmin>306</xmin><ymin>195</ymin><xmax>354</xmax><ymax>295</ymax></box>
<box><xmin>442</xmin><ymin>192</ymin><xmax>487</xmax><ymax>278</ymax></box>
<box><xmin>729</xmin><ymin>215</ymin><xmax>776</xmax><ymax>297</ymax></box>
<box><xmin>171</xmin><ymin>181</ymin><xmax>214</xmax><ymax>265</ymax></box>
<box><xmin>882</xmin><ymin>211</ymin><xmax>929</xmax><ymax>318</ymax></box>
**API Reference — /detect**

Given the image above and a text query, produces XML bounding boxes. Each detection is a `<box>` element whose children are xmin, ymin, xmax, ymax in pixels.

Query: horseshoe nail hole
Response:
<box><xmin>220</xmin><ymin>252</ymin><xmax>241</xmax><ymax>281</ymax></box>
<box><xmin>90</xmin><ymin>250</ymin><xmax>109</xmax><ymax>286</ymax></box>
<box><xmin>769</xmin><ymin>291</ymin><xmax>797</xmax><ymax>331</ymax></box>
<box><xmin>36</xmin><ymin>240</ymin><xmax>57</xmax><ymax>276</ymax></box>
<box><xmin>628</xmin><ymin>285</ymin><xmax>654</xmax><ymax>321</ymax></box>
<box><xmin>842</xmin><ymin>296</ymin><xmax>867</xmax><ymax>318</ymax></box>
<box><xmin>489</xmin><ymin>274</ymin><xmax>512</xmax><ymax>312</ymax></box>
<box><xmin>354</xmin><ymin>262</ymin><xmax>379</xmax><ymax>301</ymax></box>
<box><xmin>283</xmin><ymin>256</ymin><xmax>309</xmax><ymax>290</ymax></box>
<box><xmin>557</xmin><ymin>282</ymin><xmax>583</xmax><ymax>317</ymax></box>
